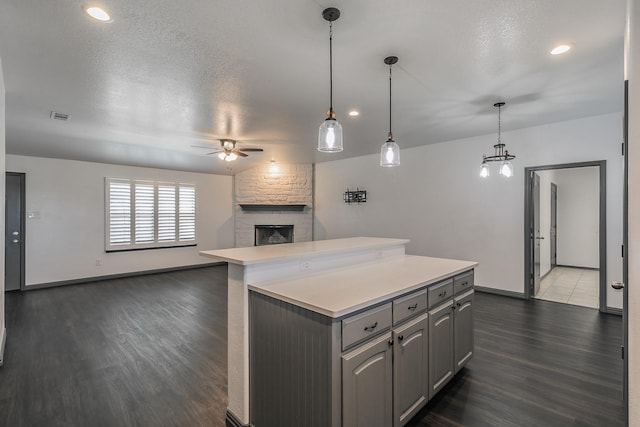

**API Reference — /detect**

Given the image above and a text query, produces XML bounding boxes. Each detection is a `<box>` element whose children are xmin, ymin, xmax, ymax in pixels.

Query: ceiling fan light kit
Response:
<box><xmin>199</xmin><ymin>138</ymin><xmax>264</xmax><ymax>162</ymax></box>
<box><xmin>480</xmin><ymin>102</ymin><xmax>516</xmax><ymax>178</ymax></box>
<box><xmin>380</xmin><ymin>55</ymin><xmax>400</xmax><ymax>167</ymax></box>
<box><xmin>318</xmin><ymin>7</ymin><xmax>344</xmax><ymax>153</ymax></box>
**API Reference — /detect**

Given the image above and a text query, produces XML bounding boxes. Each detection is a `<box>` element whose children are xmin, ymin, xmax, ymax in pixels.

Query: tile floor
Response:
<box><xmin>535</xmin><ymin>266</ymin><xmax>599</xmax><ymax>309</ymax></box>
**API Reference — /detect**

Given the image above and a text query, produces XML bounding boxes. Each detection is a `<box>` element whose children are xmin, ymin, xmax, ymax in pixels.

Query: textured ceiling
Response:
<box><xmin>0</xmin><ymin>0</ymin><xmax>626</xmax><ymax>174</ymax></box>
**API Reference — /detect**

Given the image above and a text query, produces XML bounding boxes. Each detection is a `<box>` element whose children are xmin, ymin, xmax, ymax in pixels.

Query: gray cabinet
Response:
<box><xmin>454</xmin><ymin>290</ymin><xmax>474</xmax><ymax>372</ymax></box>
<box><xmin>428</xmin><ymin>274</ymin><xmax>474</xmax><ymax>399</ymax></box>
<box><xmin>342</xmin><ymin>332</ymin><xmax>393</xmax><ymax>427</ymax></box>
<box><xmin>249</xmin><ymin>269</ymin><xmax>474</xmax><ymax>427</ymax></box>
<box><xmin>428</xmin><ymin>300</ymin><xmax>454</xmax><ymax>399</ymax></box>
<box><xmin>393</xmin><ymin>313</ymin><xmax>429</xmax><ymax>427</ymax></box>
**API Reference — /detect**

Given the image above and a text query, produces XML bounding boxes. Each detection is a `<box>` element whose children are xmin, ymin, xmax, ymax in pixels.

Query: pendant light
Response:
<box><xmin>480</xmin><ymin>102</ymin><xmax>516</xmax><ymax>178</ymax></box>
<box><xmin>380</xmin><ymin>56</ymin><xmax>400</xmax><ymax>167</ymax></box>
<box><xmin>318</xmin><ymin>8</ymin><xmax>343</xmax><ymax>153</ymax></box>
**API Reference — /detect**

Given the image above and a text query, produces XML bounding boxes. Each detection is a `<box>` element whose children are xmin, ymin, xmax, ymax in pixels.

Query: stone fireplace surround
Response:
<box><xmin>234</xmin><ymin>164</ymin><xmax>313</xmax><ymax>248</ymax></box>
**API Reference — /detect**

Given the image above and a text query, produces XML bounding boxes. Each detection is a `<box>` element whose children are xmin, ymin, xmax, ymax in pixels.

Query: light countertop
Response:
<box><xmin>199</xmin><ymin>237</ymin><xmax>409</xmax><ymax>266</ymax></box>
<box><xmin>248</xmin><ymin>255</ymin><xmax>478</xmax><ymax>318</ymax></box>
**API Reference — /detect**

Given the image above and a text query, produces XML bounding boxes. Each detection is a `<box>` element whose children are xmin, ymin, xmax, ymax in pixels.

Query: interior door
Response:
<box><xmin>533</xmin><ymin>172</ymin><xmax>541</xmax><ymax>296</ymax></box>
<box><xmin>5</xmin><ymin>172</ymin><xmax>25</xmax><ymax>291</ymax></box>
<box><xmin>550</xmin><ymin>183</ymin><xmax>557</xmax><ymax>268</ymax></box>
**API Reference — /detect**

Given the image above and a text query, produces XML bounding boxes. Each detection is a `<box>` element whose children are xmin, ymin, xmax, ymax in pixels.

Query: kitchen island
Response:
<box><xmin>200</xmin><ymin>237</ymin><xmax>476</xmax><ymax>427</ymax></box>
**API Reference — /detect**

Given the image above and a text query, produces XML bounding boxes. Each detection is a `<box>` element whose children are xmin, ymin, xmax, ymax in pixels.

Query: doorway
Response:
<box><xmin>5</xmin><ymin>172</ymin><xmax>25</xmax><ymax>291</ymax></box>
<box><xmin>524</xmin><ymin>161</ymin><xmax>606</xmax><ymax>311</ymax></box>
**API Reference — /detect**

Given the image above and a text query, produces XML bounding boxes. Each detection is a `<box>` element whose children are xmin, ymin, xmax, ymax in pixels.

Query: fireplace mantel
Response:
<box><xmin>239</xmin><ymin>204</ymin><xmax>307</xmax><ymax>212</ymax></box>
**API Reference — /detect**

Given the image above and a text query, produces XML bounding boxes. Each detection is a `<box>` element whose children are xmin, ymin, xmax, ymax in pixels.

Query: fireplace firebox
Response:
<box><xmin>254</xmin><ymin>225</ymin><xmax>294</xmax><ymax>246</ymax></box>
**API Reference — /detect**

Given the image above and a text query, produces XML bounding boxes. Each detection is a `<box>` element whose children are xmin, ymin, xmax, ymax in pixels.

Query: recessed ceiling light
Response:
<box><xmin>84</xmin><ymin>6</ymin><xmax>112</xmax><ymax>22</ymax></box>
<box><xmin>550</xmin><ymin>45</ymin><xmax>571</xmax><ymax>55</ymax></box>
<box><xmin>348</xmin><ymin>110</ymin><xmax>360</xmax><ymax>117</ymax></box>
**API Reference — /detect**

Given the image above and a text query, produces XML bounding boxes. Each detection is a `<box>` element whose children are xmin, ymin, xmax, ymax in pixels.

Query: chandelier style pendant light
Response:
<box><xmin>380</xmin><ymin>56</ymin><xmax>400</xmax><ymax>167</ymax></box>
<box><xmin>480</xmin><ymin>102</ymin><xmax>516</xmax><ymax>178</ymax></box>
<box><xmin>318</xmin><ymin>7</ymin><xmax>343</xmax><ymax>153</ymax></box>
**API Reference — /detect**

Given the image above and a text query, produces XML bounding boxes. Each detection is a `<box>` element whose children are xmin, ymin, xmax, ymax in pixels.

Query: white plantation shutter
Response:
<box><xmin>179</xmin><ymin>185</ymin><xmax>196</xmax><ymax>241</ymax></box>
<box><xmin>106</xmin><ymin>178</ymin><xmax>196</xmax><ymax>251</ymax></box>
<box><xmin>108</xmin><ymin>180</ymin><xmax>131</xmax><ymax>246</ymax></box>
<box><xmin>158</xmin><ymin>184</ymin><xmax>176</xmax><ymax>242</ymax></box>
<box><xmin>135</xmin><ymin>182</ymin><xmax>155</xmax><ymax>244</ymax></box>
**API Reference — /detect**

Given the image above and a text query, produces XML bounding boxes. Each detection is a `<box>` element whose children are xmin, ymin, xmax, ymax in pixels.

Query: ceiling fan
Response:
<box><xmin>196</xmin><ymin>138</ymin><xmax>264</xmax><ymax>161</ymax></box>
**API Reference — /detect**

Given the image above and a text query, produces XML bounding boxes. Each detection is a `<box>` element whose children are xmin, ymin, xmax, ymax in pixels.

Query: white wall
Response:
<box><xmin>315</xmin><ymin>113</ymin><xmax>623</xmax><ymax>310</ymax></box>
<box><xmin>0</xmin><ymin>57</ymin><xmax>6</xmax><ymax>364</ymax></box>
<box><xmin>554</xmin><ymin>167</ymin><xmax>600</xmax><ymax>268</ymax></box>
<box><xmin>626</xmin><ymin>0</ymin><xmax>639</xmax><ymax>422</ymax></box>
<box><xmin>5</xmin><ymin>155</ymin><xmax>234</xmax><ymax>287</ymax></box>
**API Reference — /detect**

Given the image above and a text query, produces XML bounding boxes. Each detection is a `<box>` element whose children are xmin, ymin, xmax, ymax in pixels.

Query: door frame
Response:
<box><xmin>550</xmin><ymin>182</ymin><xmax>558</xmax><ymax>269</ymax></box>
<box><xmin>523</xmin><ymin>161</ymin><xmax>607</xmax><ymax>312</ymax></box>
<box><xmin>5</xmin><ymin>171</ymin><xmax>26</xmax><ymax>291</ymax></box>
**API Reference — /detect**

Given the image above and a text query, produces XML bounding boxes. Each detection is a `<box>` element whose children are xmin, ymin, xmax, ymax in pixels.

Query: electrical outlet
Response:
<box><xmin>95</xmin><ymin>259</ymin><xmax>102</xmax><ymax>267</ymax></box>
<box><xmin>300</xmin><ymin>261</ymin><xmax>312</xmax><ymax>271</ymax></box>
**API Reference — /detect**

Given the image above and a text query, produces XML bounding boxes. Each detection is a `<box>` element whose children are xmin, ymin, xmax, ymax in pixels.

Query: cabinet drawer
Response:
<box><xmin>393</xmin><ymin>288</ymin><xmax>427</xmax><ymax>325</ymax></box>
<box><xmin>342</xmin><ymin>303</ymin><xmax>392</xmax><ymax>350</ymax></box>
<box><xmin>454</xmin><ymin>270</ymin><xmax>474</xmax><ymax>295</ymax></box>
<box><xmin>427</xmin><ymin>279</ymin><xmax>453</xmax><ymax>309</ymax></box>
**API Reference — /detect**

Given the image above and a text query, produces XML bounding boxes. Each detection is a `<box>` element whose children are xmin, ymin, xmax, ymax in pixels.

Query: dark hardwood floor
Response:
<box><xmin>0</xmin><ymin>267</ymin><xmax>229</xmax><ymax>427</ymax></box>
<box><xmin>1</xmin><ymin>266</ymin><xmax>624</xmax><ymax>426</ymax></box>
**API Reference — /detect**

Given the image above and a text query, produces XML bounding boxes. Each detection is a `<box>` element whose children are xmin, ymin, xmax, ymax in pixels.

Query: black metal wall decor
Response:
<box><xmin>343</xmin><ymin>188</ymin><xmax>367</xmax><ymax>204</ymax></box>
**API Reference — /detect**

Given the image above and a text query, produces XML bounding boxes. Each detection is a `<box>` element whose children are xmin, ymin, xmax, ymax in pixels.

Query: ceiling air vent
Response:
<box><xmin>50</xmin><ymin>111</ymin><xmax>70</xmax><ymax>121</ymax></box>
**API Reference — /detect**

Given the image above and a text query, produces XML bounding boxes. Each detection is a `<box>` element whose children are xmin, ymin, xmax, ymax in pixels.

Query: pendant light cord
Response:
<box><xmin>389</xmin><ymin>64</ymin><xmax>393</xmax><ymax>137</ymax></box>
<box><xmin>329</xmin><ymin>21</ymin><xmax>333</xmax><ymax>113</ymax></box>
<box><xmin>498</xmin><ymin>104</ymin><xmax>501</xmax><ymax>145</ymax></box>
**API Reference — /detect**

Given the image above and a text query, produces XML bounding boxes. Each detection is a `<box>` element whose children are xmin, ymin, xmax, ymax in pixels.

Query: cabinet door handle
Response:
<box><xmin>439</xmin><ymin>290</ymin><xmax>447</xmax><ymax>298</ymax></box>
<box><xmin>388</xmin><ymin>339</ymin><xmax>394</xmax><ymax>347</ymax></box>
<box><xmin>364</xmin><ymin>322</ymin><xmax>378</xmax><ymax>332</ymax></box>
<box><xmin>398</xmin><ymin>335</ymin><xmax>404</xmax><ymax>341</ymax></box>
<box><xmin>407</xmin><ymin>303</ymin><xmax>418</xmax><ymax>311</ymax></box>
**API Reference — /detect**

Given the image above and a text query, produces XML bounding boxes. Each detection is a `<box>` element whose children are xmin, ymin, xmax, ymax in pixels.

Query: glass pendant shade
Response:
<box><xmin>318</xmin><ymin>118</ymin><xmax>343</xmax><ymax>152</ymax></box>
<box><xmin>499</xmin><ymin>160</ymin><xmax>513</xmax><ymax>177</ymax></box>
<box><xmin>480</xmin><ymin>161</ymin><xmax>490</xmax><ymax>178</ymax></box>
<box><xmin>380</xmin><ymin>139</ymin><xmax>400</xmax><ymax>167</ymax></box>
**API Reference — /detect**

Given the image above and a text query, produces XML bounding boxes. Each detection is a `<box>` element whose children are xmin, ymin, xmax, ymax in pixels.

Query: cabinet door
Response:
<box><xmin>342</xmin><ymin>332</ymin><xmax>393</xmax><ymax>427</ymax></box>
<box><xmin>393</xmin><ymin>313</ymin><xmax>429</xmax><ymax>427</ymax></box>
<box><xmin>454</xmin><ymin>290</ymin><xmax>474</xmax><ymax>372</ymax></box>
<box><xmin>428</xmin><ymin>301</ymin><xmax>454</xmax><ymax>399</ymax></box>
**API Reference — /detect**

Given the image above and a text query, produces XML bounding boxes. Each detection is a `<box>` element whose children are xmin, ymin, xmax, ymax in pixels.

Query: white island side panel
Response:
<box><xmin>248</xmin><ymin>255</ymin><xmax>478</xmax><ymax>318</ymax></box>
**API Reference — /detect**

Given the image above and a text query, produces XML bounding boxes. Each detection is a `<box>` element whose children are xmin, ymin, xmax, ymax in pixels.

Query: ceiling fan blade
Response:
<box><xmin>238</xmin><ymin>148</ymin><xmax>264</xmax><ymax>152</ymax></box>
<box><xmin>191</xmin><ymin>144</ymin><xmax>218</xmax><ymax>149</ymax></box>
<box><xmin>205</xmin><ymin>151</ymin><xmax>223</xmax><ymax>155</ymax></box>
<box><xmin>237</xmin><ymin>151</ymin><xmax>249</xmax><ymax>157</ymax></box>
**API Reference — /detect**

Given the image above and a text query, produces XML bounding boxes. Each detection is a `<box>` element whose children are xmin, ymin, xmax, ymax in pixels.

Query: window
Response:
<box><xmin>105</xmin><ymin>178</ymin><xmax>196</xmax><ymax>251</ymax></box>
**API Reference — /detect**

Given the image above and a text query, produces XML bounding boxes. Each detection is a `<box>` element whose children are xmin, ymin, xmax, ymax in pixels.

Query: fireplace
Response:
<box><xmin>255</xmin><ymin>225</ymin><xmax>294</xmax><ymax>246</ymax></box>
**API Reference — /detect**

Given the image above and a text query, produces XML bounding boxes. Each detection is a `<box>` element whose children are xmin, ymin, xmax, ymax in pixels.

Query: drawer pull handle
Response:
<box><xmin>461</xmin><ymin>281</ymin><xmax>468</xmax><ymax>286</ymax></box>
<box><xmin>364</xmin><ymin>322</ymin><xmax>378</xmax><ymax>332</ymax></box>
<box><xmin>407</xmin><ymin>303</ymin><xmax>418</xmax><ymax>311</ymax></box>
<box><xmin>439</xmin><ymin>290</ymin><xmax>447</xmax><ymax>298</ymax></box>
